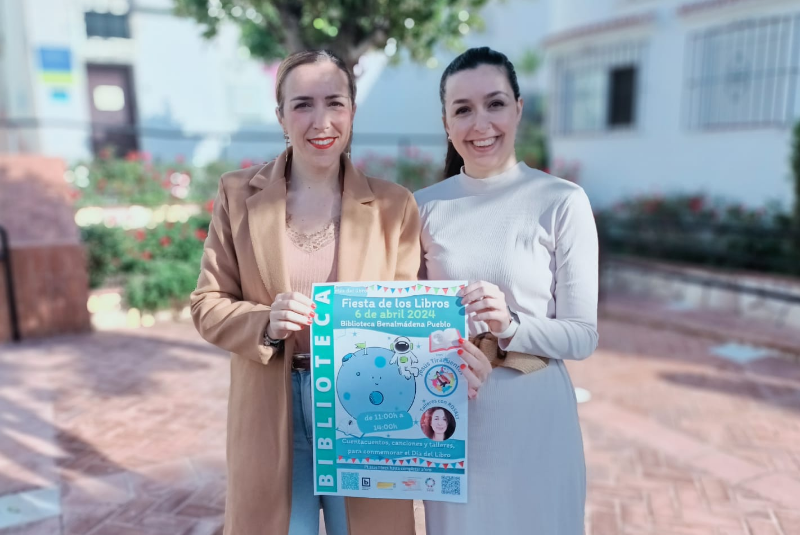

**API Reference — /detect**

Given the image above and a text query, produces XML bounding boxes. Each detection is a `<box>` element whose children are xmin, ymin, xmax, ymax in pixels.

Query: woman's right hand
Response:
<box><xmin>266</xmin><ymin>292</ymin><xmax>316</xmax><ymax>340</ymax></box>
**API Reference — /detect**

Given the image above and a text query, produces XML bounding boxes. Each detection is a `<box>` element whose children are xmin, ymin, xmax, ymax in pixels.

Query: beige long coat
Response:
<box><xmin>191</xmin><ymin>149</ymin><xmax>420</xmax><ymax>535</ymax></box>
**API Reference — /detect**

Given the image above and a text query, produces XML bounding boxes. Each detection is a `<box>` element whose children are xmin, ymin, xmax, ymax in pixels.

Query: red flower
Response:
<box><xmin>205</xmin><ymin>199</ymin><xmax>214</xmax><ymax>213</ymax></box>
<box><xmin>195</xmin><ymin>229</ymin><xmax>208</xmax><ymax>241</ymax></box>
<box><xmin>240</xmin><ymin>158</ymin><xmax>254</xmax><ymax>169</ymax></box>
<box><xmin>688</xmin><ymin>196</ymin><xmax>705</xmax><ymax>213</ymax></box>
<box><xmin>125</xmin><ymin>151</ymin><xmax>140</xmax><ymax>162</ymax></box>
<box><xmin>134</xmin><ymin>229</ymin><xmax>146</xmax><ymax>242</ymax></box>
<box><xmin>644</xmin><ymin>199</ymin><xmax>662</xmax><ymax>214</ymax></box>
<box><xmin>403</xmin><ymin>146</ymin><xmax>420</xmax><ymax>159</ymax></box>
<box><xmin>142</xmin><ymin>250</ymin><xmax>152</xmax><ymax>261</ymax></box>
<box><xmin>160</xmin><ymin>236</ymin><xmax>171</xmax><ymax>247</ymax></box>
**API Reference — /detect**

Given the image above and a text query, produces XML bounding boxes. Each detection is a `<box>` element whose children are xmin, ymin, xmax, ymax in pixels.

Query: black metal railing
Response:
<box><xmin>0</xmin><ymin>225</ymin><xmax>20</xmax><ymax>342</ymax></box>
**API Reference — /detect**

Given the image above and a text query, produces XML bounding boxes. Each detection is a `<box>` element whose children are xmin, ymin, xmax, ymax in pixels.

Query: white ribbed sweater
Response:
<box><xmin>414</xmin><ymin>162</ymin><xmax>599</xmax><ymax>360</ymax></box>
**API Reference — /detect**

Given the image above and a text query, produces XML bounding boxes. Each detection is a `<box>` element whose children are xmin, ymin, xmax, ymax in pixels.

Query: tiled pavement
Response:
<box><xmin>1</xmin><ymin>299</ymin><xmax>799</xmax><ymax>534</ymax></box>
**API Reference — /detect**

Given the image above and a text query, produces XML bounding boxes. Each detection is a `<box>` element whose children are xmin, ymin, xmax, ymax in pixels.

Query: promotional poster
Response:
<box><xmin>310</xmin><ymin>281</ymin><xmax>469</xmax><ymax>503</ymax></box>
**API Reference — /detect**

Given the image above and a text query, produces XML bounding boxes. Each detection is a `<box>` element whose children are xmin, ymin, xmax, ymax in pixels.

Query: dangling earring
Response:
<box><xmin>284</xmin><ymin>131</ymin><xmax>290</xmax><ymax>148</ymax></box>
<box><xmin>346</xmin><ymin>129</ymin><xmax>353</xmax><ymax>159</ymax></box>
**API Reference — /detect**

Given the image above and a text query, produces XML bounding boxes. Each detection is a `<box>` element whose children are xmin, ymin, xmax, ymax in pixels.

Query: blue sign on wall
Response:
<box><xmin>37</xmin><ymin>47</ymin><xmax>72</xmax><ymax>72</ymax></box>
<box><xmin>37</xmin><ymin>47</ymin><xmax>73</xmax><ymax>101</ymax></box>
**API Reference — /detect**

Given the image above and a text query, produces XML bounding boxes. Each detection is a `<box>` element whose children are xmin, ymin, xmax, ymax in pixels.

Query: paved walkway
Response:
<box><xmin>1</xmin><ymin>301</ymin><xmax>799</xmax><ymax>534</ymax></box>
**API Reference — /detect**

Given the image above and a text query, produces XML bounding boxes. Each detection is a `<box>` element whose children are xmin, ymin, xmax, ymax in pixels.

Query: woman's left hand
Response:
<box><xmin>459</xmin><ymin>280</ymin><xmax>512</xmax><ymax>334</ymax></box>
<box><xmin>457</xmin><ymin>338</ymin><xmax>492</xmax><ymax>400</ymax></box>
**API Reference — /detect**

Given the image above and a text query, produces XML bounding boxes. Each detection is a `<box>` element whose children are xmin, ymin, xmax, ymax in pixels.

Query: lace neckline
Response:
<box><xmin>285</xmin><ymin>214</ymin><xmax>340</xmax><ymax>253</ymax></box>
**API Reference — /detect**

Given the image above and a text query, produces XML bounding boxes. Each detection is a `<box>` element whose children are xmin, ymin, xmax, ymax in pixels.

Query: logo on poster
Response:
<box><xmin>401</xmin><ymin>478</ymin><xmax>421</xmax><ymax>491</ymax></box>
<box><xmin>425</xmin><ymin>364</ymin><xmax>458</xmax><ymax>397</ymax></box>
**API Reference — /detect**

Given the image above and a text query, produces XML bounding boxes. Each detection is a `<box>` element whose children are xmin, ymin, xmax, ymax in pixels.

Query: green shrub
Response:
<box><xmin>67</xmin><ymin>152</ymin><xmax>232</xmax><ymax>207</ymax></box>
<box><xmin>81</xmin><ymin>212</ymin><xmax>213</xmax><ymax>310</ymax></box>
<box><xmin>596</xmin><ymin>194</ymin><xmax>799</xmax><ymax>276</ymax></box>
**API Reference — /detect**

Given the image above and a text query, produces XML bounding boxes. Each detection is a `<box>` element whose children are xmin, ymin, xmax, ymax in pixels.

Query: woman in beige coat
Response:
<box><xmin>191</xmin><ymin>50</ymin><xmax>419</xmax><ymax>535</ymax></box>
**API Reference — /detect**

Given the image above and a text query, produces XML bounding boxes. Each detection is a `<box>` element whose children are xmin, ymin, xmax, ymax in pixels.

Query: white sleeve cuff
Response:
<box><xmin>491</xmin><ymin>316</ymin><xmax>519</xmax><ymax>340</ymax></box>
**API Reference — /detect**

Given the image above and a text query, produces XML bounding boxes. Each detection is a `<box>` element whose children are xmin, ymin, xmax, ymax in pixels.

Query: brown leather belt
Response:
<box><xmin>470</xmin><ymin>333</ymin><xmax>549</xmax><ymax>374</ymax></box>
<box><xmin>292</xmin><ymin>354</ymin><xmax>312</xmax><ymax>371</ymax></box>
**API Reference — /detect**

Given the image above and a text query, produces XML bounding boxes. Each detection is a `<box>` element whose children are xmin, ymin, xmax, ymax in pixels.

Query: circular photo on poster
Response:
<box><xmin>420</xmin><ymin>406</ymin><xmax>456</xmax><ymax>441</ymax></box>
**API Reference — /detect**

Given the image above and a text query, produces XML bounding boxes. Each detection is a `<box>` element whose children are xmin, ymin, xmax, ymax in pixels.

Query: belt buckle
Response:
<box><xmin>292</xmin><ymin>353</ymin><xmax>311</xmax><ymax>371</ymax></box>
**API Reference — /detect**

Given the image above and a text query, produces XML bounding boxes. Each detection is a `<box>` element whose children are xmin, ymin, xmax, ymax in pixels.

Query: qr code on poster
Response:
<box><xmin>441</xmin><ymin>476</ymin><xmax>461</xmax><ymax>496</ymax></box>
<box><xmin>342</xmin><ymin>472</ymin><xmax>359</xmax><ymax>491</ymax></box>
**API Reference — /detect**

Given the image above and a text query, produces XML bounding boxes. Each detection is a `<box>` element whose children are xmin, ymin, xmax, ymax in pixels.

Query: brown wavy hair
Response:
<box><xmin>420</xmin><ymin>407</ymin><xmax>456</xmax><ymax>440</ymax></box>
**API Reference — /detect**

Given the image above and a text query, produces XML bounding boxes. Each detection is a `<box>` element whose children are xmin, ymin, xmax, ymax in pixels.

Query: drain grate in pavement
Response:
<box><xmin>709</xmin><ymin>342</ymin><xmax>772</xmax><ymax>364</ymax></box>
<box><xmin>0</xmin><ymin>487</ymin><xmax>60</xmax><ymax>529</ymax></box>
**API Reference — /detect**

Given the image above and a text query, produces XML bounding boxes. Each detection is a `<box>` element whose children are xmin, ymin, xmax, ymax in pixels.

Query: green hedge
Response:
<box><xmin>595</xmin><ymin>194</ymin><xmax>799</xmax><ymax>276</ymax></box>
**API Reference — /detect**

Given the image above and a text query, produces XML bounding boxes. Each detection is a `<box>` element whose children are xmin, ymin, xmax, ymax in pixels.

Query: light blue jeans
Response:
<box><xmin>289</xmin><ymin>370</ymin><xmax>349</xmax><ymax>535</ymax></box>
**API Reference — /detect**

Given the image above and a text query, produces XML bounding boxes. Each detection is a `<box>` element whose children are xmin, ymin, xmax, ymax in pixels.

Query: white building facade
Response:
<box><xmin>545</xmin><ymin>0</ymin><xmax>800</xmax><ymax>208</ymax></box>
<box><xmin>0</xmin><ymin>0</ymin><xmax>549</xmax><ymax>168</ymax></box>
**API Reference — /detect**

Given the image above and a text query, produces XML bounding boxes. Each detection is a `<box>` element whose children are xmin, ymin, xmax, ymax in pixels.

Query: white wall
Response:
<box><xmin>547</xmin><ymin>0</ymin><xmax>800</xmax><ymax>208</ymax></box>
<box><xmin>25</xmin><ymin>0</ymin><xmax>93</xmax><ymax>160</ymax></box>
<box><xmin>132</xmin><ymin>11</ymin><xmax>282</xmax><ymax>165</ymax></box>
<box><xmin>0</xmin><ymin>0</ymin><xmax>40</xmax><ymax>153</ymax></box>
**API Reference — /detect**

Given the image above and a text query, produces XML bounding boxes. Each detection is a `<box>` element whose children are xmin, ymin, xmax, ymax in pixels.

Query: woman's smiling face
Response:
<box><xmin>278</xmin><ymin>60</ymin><xmax>355</xmax><ymax>168</ymax></box>
<box><xmin>443</xmin><ymin>64</ymin><xmax>523</xmax><ymax>178</ymax></box>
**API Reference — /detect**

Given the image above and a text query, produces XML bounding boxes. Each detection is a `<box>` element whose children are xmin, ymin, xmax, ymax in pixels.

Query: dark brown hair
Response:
<box><xmin>275</xmin><ymin>49</ymin><xmax>357</xmax><ymax>116</ymax></box>
<box><xmin>420</xmin><ymin>407</ymin><xmax>456</xmax><ymax>441</ymax></box>
<box><xmin>439</xmin><ymin>47</ymin><xmax>521</xmax><ymax>179</ymax></box>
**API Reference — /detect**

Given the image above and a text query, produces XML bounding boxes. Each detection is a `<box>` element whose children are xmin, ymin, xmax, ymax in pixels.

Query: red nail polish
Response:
<box><xmin>310</xmin><ymin>312</ymin><xmax>316</xmax><ymax>317</ymax></box>
<box><xmin>311</xmin><ymin>303</ymin><xmax>317</xmax><ymax>309</ymax></box>
<box><xmin>458</xmin><ymin>349</ymin><xmax>464</xmax><ymax>355</ymax></box>
<box><xmin>307</xmin><ymin>319</ymin><xmax>313</xmax><ymax>324</ymax></box>
<box><xmin>458</xmin><ymin>338</ymin><xmax>465</xmax><ymax>344</ymax></box>
<box><xmin>460</xmin><ymin>364</ymin><xmax>466</xmax><ymax>370</ymax></box>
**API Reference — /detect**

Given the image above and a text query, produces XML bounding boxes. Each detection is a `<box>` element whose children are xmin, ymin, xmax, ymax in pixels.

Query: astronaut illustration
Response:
<box><xmin>389</xmin><ymin>336</ymin><xmax>420</xmax><ymax>379</ymax></box>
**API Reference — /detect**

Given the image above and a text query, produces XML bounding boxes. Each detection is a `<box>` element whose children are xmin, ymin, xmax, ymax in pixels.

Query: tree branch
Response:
<box><xmin>343</xmin><ymin>27</ymin><xmax>388</xmax><ymax>67</ymax></box>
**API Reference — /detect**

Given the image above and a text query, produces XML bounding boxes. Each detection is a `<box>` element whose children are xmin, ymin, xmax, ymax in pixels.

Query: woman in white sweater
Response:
<box><xmin>415</xmin><ymin>47</ymin><xmax>599</xmax><ymax>534</ymax></box>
